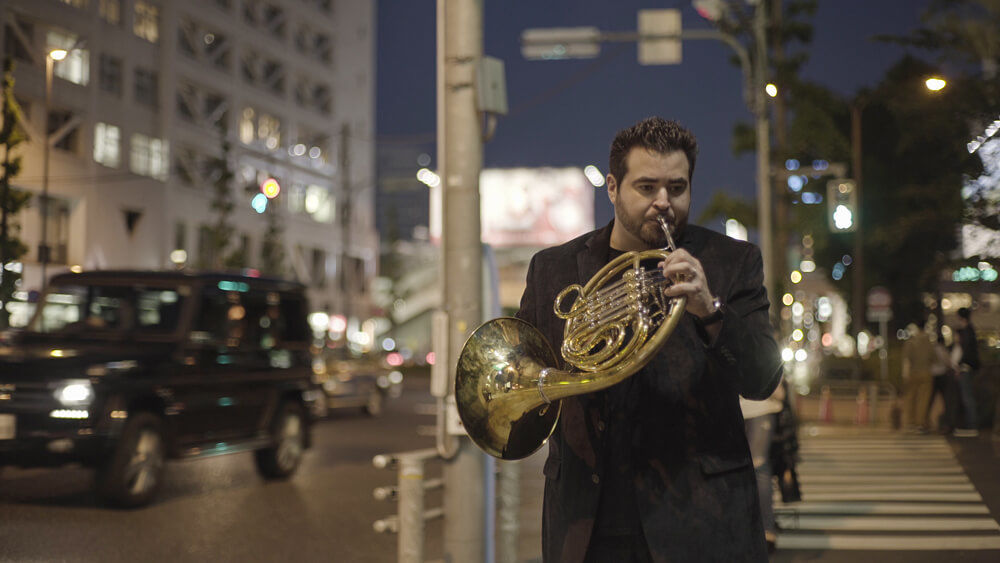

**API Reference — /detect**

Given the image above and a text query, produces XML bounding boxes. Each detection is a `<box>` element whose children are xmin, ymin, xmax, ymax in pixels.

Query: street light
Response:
<box><xmin>40</xmin><ymin>49</ymin><xmax>67</xmax><ymax>291</ymax></box>
<box><xmin>925</xmin><ymin>77</ymin><xmax>947</xmax><ymax>92</ymax></box>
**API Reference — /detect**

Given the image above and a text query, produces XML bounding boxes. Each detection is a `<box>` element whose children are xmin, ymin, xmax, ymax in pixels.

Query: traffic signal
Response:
<box><xmin>826</xmin><ymin>179</ymin><xmax>857</xmax><ymax>233</ymax></box>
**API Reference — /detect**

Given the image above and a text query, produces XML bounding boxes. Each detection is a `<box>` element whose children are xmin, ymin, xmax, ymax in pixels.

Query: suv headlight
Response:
<box><xmin>54</xmin><ymin>380</ymin><xmax>94</xmax><ymax>406</ymax></box>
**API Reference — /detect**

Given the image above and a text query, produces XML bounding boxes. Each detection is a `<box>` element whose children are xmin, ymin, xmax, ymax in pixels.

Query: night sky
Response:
<box><xmin>376</xmin><ymin>0</ymin><xmax>934</xmax><ymax>237</ymax></box>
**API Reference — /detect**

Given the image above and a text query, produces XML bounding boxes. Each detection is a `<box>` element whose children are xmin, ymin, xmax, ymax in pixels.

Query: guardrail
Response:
<box><xmin>372</xmin><ymin>448</ymin><xmax>443</xmax><ymax>563</ymax></box>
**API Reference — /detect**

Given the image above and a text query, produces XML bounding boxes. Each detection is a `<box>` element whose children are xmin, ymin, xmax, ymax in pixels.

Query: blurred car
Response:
<box><xmin>0</xmin><ymin>271</ymin><xmax>322</xmax><ymax>507</ymax></box>
<box><xmin>312</xmin><ymin>347</ymin><xmax>403</xmax><ymax>416</ymax></box>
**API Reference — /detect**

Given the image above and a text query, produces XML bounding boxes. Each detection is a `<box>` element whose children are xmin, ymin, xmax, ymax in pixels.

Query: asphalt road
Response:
<box><xmin>0</xmin><ymin>371</ymin><xmax>442</xmax><ymax>563</ymax></box>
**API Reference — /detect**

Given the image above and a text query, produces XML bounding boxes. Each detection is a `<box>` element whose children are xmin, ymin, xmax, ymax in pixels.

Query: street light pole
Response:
<box><xmin>40</xmin><ymin>48</ymin><xmax>66</xmax><ymax>292</ymax></box>
<box><xmin>850</xmin><ymin>101</ymin><xmax>864</xmax><ymax>342</ymax></box>
<box><xmin>752</xmin><ymin>2</ymin><xmax>773</xmax><ymax>300</ymax></box>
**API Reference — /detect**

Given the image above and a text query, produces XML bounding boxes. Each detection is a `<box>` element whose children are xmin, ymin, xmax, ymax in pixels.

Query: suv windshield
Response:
<box><xmin>28</xmin><ymin>283</ymin><xmax>189</xmax><ymax>338</ymax></box>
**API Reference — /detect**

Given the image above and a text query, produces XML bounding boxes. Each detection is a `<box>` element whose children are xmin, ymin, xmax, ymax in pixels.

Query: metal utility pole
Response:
<box><xmin>40</xmin><ymin>53</ymin><xmax>55</xmax><ymax>292</ymax></box>
<box><xmin>850</xmin><ymin>103</ymin><xmax>865</xmax><ymax>339</ymax></box>
<box><xmin>339</xmin><ymin>122</ymin><xmax>352</xmax><ymax>319</ymax></box>
<box><xmin>437</xmin><ymin>0</ymin><xmax>487</xmax><ymax>561</ymax></box>
<box><xmin>752</xmin><ymin>1</ymin><xmax>773</xmax><ymax>300</ymax></box>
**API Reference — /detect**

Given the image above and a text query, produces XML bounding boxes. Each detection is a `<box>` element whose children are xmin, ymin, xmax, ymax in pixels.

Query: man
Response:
<box><xmin>953</xmin><ymin>307</ymin><xmax>979</xmax><ymax>437</ymax></box>
<box><xmin>516</xmin><ymin>117</ymin><xmax>782</xmax><ymax>562</ymax></box>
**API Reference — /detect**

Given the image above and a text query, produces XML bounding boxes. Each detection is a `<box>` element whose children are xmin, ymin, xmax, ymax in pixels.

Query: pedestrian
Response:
<box><xmin>901</xmin><ymin>320</ymin><xmax>934</xmax><ymax>434</ymax></box>
<box><xmin>953</xmin><ymin>307</ymin><xmax>980</xmax><ymax>437</ymax></box>
<box><xmin>927</xmin><ymin>335</ymin><xmax>956</xmax><ymax>433</ymax></box>
<box><xmin>515</xmin><ymin>117</ymin><xmax>783</xmax><ymax>562</ymax></box>
<box><xmin>741</xmin><ymin>380</ymin><xmax>787</xmax><ymax>554</ymax></box>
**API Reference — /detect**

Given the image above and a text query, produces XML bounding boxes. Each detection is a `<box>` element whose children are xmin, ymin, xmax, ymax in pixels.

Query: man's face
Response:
<box><xmin>607</xmin><ymin>148</ymin><xmax>691</xmax><ymax>251</ymax></box>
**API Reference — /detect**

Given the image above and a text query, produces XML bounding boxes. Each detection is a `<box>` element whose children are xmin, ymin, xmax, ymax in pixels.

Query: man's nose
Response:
<box><xmin>651</xmin><ymin>187</ymin><xmax>671</xmax><ymax>210</ymax></box>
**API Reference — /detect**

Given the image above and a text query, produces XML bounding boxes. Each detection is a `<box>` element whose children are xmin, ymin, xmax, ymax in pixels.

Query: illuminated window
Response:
<box><xmin>257</xmin><ymin>113</ymin><xmax>280</xmax><ymax>149</ymax></box>
<box><xmin>239</xmin><ymin>108</ymin><xmax>255</xmax><ymax>144</ymax></box>
<box><xmin>238</xmin><ymin>107</ymin><xmax>281</xmax><ymax>150</ymax></box>
<box><xmin>99</xmin><ymin>0</ymin><xmax>121</xmax><ymax>25</ymax></box>
<box><xmin>304</xmin><ymin>185</ymin><xmax>333</xmax><ymax>223</ymax></box>
<box><xmin>134</xmin><ymin>67</ymin><xmax>158</xmax><ymax>108</ymax></box>
<box><xmin>93</xmin><ymin>122</ymin><xmax>120</xmax><ymax>168</ymax></box>
<box><xmin>98</xmin><ymin>54</ymin><xmax>122</xmax><ymax>96</ymax></box>
<box><xmin>130</xmin><ymin>133</ymin><xmax>169</xmax><ymax>181</ymax></box>
<box><xmin>133</xmin><ymin>1</ymin><xmax>159</xmax><ymax>43</ymax></box>
<box><xmin>47</xmin><ymin>30</ymin><xmax>89</xmax><ymax>86</ymax></box>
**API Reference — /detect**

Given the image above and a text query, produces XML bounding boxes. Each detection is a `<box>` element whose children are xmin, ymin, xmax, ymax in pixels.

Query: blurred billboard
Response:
<box><xmin>430</xmin><ymin>167</ymin><xmax>595</xmax><ymax>247</ymax></box>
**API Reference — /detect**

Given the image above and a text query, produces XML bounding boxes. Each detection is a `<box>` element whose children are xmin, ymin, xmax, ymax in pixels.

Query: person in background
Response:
<box><xmin>741</xmin><ymin>379</ymin><xmax>786</xmax><ymax>554</ymax></box>
<box><xmin>901</xmin><ymin>320</ymin><xmax>934</xmax><ymax>434</ymax></box>
<box><xmin>953</xmin><ymin>308</ymin><xmax>980</xmax><ymax>438</ymax></box>
<box><xmin>927</xmin><ymin>335</ymin><xmax>957</xmax><ymax>434</ymax></box>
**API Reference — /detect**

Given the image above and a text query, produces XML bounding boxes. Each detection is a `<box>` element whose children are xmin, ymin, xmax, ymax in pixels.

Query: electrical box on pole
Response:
<box><xmin>637</xmin><ymin>9</ymin><xmax>682</xmax><ymax>65</ymax></box>
<box><xmin>477</xmin><ymin>56</ymin><xmax>508</xmax><ymax>115</ymax></box>
<box><xmin>827</xmin><ymin>179</ymin><xmax>858</xmax><ymax>233</ymax></box>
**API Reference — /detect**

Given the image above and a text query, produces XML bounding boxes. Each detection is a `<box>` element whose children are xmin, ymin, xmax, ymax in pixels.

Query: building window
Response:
<box><xmin>47</xmin><ymin>30</ymin><xmax>89</xmax><ymax>86</ymax></box>
<box><xmin>93</xmin><ymin>122</ymin><xmax>120</xmax><ymax>168</ymax></box>
<box><xmin>130</xmin><ymin>133</ymin><xmax>169</xmax><ymax>181</ymax></box>
<box><xmin>238</xmin><ymin>107</ymin><xmax>281</xmax><ymax>150</ymax></box>
<box><xmin>304</xmin><ymin>184</ymin><xmax>333</xmax><ymax>223</ymax></box>
<box><xmin>98</xmin><ymin>54</ymin><xmax>122</xmax><ymax>96</ymax></box>
<box><xmin>39</xmin><ymin>197</ymin><xmax>71</xmax><ymax>265</ymax></box>
<box><xmin>99</xmin><ymin>0</ymin><xmax>121</xmax><ymax>25</ymax></box>
<box><xmin>175</xmin><ymin>221</ymin><xmax>186</xmax><ymax>251</ymax></box>
<box><xmin>133</xmin><ymin>1</ymin><xmax>160</xmax><ymax>43</ymax></box>
<box><xmin>134</xmin><ymin>67</ymin><xmax>159</xmax><ymax>108</ymax></box>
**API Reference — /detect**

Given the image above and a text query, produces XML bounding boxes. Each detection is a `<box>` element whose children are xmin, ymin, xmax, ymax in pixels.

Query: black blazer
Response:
<box><xmin>516</xmin><ymin>221</ymin><xmax>781</xmax><ymax>563</ymax></box>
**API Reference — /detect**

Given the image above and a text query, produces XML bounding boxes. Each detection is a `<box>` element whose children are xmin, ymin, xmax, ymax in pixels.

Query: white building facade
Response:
<box><xmin>1</xmin><ymin>0</ymin><xmax>377</xmax><ymax>319</ymax></box>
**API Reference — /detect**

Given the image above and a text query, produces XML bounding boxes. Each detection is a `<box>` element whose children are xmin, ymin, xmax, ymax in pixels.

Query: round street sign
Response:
<box><xmin>867</xmin><ymin>286</ymin><xmax>892</xmax><ymax>322</ymax></box>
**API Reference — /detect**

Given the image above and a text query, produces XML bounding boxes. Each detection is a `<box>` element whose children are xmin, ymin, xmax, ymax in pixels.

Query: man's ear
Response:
<box><xmin>606</xmin><ymin>174</ymin><xmax>617</xmax><ymax>205</ymax></box>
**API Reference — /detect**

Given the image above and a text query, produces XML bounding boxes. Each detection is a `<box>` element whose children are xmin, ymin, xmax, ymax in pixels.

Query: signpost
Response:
<box><xmin>866</xmin><ymin>286</ymin><xmax>892</xmax><ymax>382</ymax></box>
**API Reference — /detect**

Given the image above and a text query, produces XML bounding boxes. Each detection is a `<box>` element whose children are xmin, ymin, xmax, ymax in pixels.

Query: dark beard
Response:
<box><xmin>615</xmin><ymin>209</ymin><xmax>682</xmax><ymax>248</ymax></box>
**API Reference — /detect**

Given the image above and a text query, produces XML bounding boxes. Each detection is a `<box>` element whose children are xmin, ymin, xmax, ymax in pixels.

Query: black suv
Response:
<box><xmin>0</xmin><ymin>271</ymin><xmax>322</xmax><ymax>507</ymax></box>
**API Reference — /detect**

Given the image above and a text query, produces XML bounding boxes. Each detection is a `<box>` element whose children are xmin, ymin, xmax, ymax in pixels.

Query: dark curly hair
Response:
<box><xmin>608</xmin><ymin>117</ymin><xmax>698</xmax><ymax>186</ymax></box>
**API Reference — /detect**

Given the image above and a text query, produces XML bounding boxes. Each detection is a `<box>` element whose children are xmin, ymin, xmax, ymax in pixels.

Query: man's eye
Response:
<box><xmin>670</xmin><ymin>184</ymin><xmax>687</xmax><ymax>195</ymax></box>
<box><xmin>639</xmin><ymin>184</ymin><xmax>655</xmax><ymax>192</ymax></box>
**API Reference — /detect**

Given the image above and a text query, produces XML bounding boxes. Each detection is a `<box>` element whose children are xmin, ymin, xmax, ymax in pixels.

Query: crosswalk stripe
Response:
<box><xmin>775</xmin><ymin>502</ymin><xmax>990</xmax><ymax>514</ymax></box>
<box><xmin>800</xmin><ymin>475</ymin><xmax>971</xmax><ymax>484</ymax></box>
<box><xmin>798</xmin><ymin>483</ymin><xmax>977</xmax><ymax>493</ymax></box>
<box><xmin>788</xmin><ymin>491</ymin><xmax>985</xmax><ymax>502</ymax></box>
<box><xmin>776</xmin><ymin>515</ymin><xmax>1000</xmax><ymax>531</ymax></box>
<box><xmin>777</xmin><ymin>534</ymin><xmax>1000</xmax><ymax>550</ymax></box>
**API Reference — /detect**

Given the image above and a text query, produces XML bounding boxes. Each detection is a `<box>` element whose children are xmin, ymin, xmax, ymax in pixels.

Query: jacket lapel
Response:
<box><xmin>577</xmin><ymin>220</ymin><xmax>613</xmax><ymax>284</ymax></box>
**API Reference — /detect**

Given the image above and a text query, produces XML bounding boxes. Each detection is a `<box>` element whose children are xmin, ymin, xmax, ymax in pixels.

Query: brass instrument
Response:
<box><xmin>455</xmin><ymin>216</ymin><xmax>687</xmax><ymax>459</ymax></box>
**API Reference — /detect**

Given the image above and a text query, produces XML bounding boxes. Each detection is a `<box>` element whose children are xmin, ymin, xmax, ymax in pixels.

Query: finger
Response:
<box><xmin>662</xmin><ymin>280</ymin><xmax>701</xmax><ymax>296</ymax></box>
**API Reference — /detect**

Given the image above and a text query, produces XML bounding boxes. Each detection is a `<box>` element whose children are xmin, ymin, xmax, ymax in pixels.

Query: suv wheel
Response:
<box><xmin>97</xmin><ymin>412</ymin><xmax>167</xmax><ymax>508</ymax></box>
<box><xmin>255</xmin><ymin>402</ymin><xmax>305</xmax><ymax>479</ymax></box>
<box><xmin>363</xmin><ymin>389</ymin><xmax>384</xmax><ymax>416</ymax></box>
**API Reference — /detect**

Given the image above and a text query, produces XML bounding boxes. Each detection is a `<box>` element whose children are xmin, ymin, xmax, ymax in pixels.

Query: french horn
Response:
<box><xmin>455</xmin><ymin>216</ymin><xmax>687</xmax><ymax>459</ymax></box>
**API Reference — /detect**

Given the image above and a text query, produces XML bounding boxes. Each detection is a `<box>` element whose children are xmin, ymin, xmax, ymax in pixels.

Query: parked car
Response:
<box><xmin>313</xmin><ymin>347</ymin><xmax>403</xmax><ymax>416</ymax></box>
<box><xmin>0</xmin><ymin>271</ymin><xmax>323</xmax><ymax>507</ymax></box>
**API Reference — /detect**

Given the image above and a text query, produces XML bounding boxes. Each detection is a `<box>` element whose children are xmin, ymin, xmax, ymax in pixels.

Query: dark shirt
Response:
<box><xmin>958</xmin><ymin>324</ymin><xmax>980</xmax><ymax>370</ymax></box>
<box><xmin>591</xmin><ymin>247</ymin><xmax>644</xmax><ymax>537</ymax></box>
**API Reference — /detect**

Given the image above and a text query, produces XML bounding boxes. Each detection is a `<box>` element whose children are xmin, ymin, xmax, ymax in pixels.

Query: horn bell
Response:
<box><xmin>455</xmin><ymin>317</ymin><xmax>562</xmax><ymax>460</ymax></box>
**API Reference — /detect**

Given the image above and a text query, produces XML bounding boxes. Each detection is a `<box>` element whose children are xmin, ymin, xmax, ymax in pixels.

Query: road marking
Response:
<box><xmin>776</xmin><ymin>515</ymin><xmax>1000</xmax><ymax>531</ymax></box>
<box><xmin>777</xmin><ymin>534</ymin><xmax>1000</xmax><ymax>550</ymax></box>
<box><xmin>776</xmin><ymin>502</ymin><xmax>990</xmax><ymax>515</ymax></box>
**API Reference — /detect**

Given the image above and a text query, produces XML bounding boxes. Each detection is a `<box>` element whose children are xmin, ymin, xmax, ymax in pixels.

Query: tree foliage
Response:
<box><xmin>0</xmin><ymin>57</ymin><xmax>31</xmax><ymax>329</ymax></box>
<box><xmin>199</xmin><ymin>121</ymin><xmax>238</xmax><ymax>271</ymax></box>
